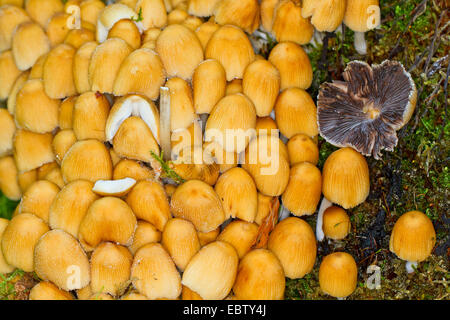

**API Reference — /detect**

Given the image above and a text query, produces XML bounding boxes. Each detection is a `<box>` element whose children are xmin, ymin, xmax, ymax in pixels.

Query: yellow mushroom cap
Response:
<box><xmin>78</xmin><ymin>196</ymin><xmax>137</xmax><ymax>251</ymax></box>
<box><xmin>188</xmin><ymin>0</ymin><xmax>221</xmax><ymax>17</ymax></box>
<box><xmin>302</xmin><ymin>0</ymin><xmax>347</xmax><ymax>32</ymax></box>
<box><xmin>182</xmin><ymin>241</ymin><xmax>238</xmax><ymax>300</ymax></box>
<box><xmin>389</xmin><ymin>210</ymin><xmax>436</xmax><ymax>263</ymax></box>
<box><xmin>0</xmin><ymin>50</ymin><xmax>22</xmax><ymax>100</ymax></box>
<box><xmin>18</xmin><ymin>180</ymin><xmax>60</xmax><ymax>223</ymax></box>
<box><xmin>126</xmin><ymin>180</ymin><xmax>171</xmax><ymax>231</ymax></box>
<box><xmin>25</xmin><ymin>0</ymin><xmax>63</xmax><ymax>28</ymax></box>
<box><xmin>287</xmin><ymin>134</ymin><xmax>319</xmax><ymax>166</ymax></box>
<box><xmin>0</xmin><ymin>109</ymin><xmax>16</xmax><ymax>157</ymax></box>
<box><xmin>136</xmin><ymin>0</ymin><xmax>168</xmax><ymax>29</ymax></box>
<box><xmin>131</xmin><ymin>243</ymin><xmax>182</xmax><ymax>300</ymax></box>
<box><xmin>129</xmin><ymin>220</ymin><xmax>161</xmax><ymax>255</ymax></box>
<box><xmin>161</xmin><ymin>218</ymin><xmax>201</xmax><ymax>271</ymax></box>
<box><xmin>319</xmin><ymin>252</ymin><xmax>358</xmax><ymax>298</ymax></box>
<box><xmin>194</xmin><ymin>20</ymin><xmax>220</xmax><ymax>50</ymax></box>
<box><xmin>233</xmin><ymin>248</ymin><xmax>285</xmax><ymax>300</ymax></box>
<box><xmin>197</xmin><ymin>227</ymin><xmax>220</xmax><ymax>247</ymax></box>
<box><xmin>213</xmin><ymin>0</ymin><xmax>260</xmax><ymax>34</ymax></box>
<box><xmin>29</xmin><ymin>282</ymin><xmax>74</xmax><ymax>300</ymax></box>
<box><xmin>281</xmin><ymin>162</ymin><xmax>322</xmax><ymax>216</ymax></box>
<box><xmin>49</xmin><ymin>180</ymin><xmax>99</xmax><ymax>238</ymax></box>
<box><xmin>113</xmin><ymin>159</ymin><xmax>154</xmax><ymax>181</ymax></box>
<box><xmin>217</xmin><ymin>220</ymin><xmax>259</xmax><ymax>259</ymax></box>
<box><xmin>34</xmin><ymin>229</ymin><xmax>90</xmax><ymax>291</ymax></box>
<box><xmin>344</xmin><ymin>0</ymin><xmax>380</xmax><ymax>33</ymax></box>
<box><xmin>0</xmin><ymin>218</ymin><xmax>14</xmax><ymax>274</ymax></box>
<box><xmin>0</xmin><ymin>5</ymin><xmax>31</xmax><ymax>52</ymax></box>
<box><xmin>1</xmin><ymin>213</ymin><xmax>49</xmax><ymax>272</ymax></box>
<box><xmin>268</xmin><ymin>217</ymin><xmax>317</xmax><ymax>279</ymax></box>
<box><xmin>322</xmin><ymin>147</ymin><xmax>370</xmax><ymax>209</ymax></box>
<box><xmin>90</xmin><ymin>242</ymin><xmax>133</xmax><ymax>296</ymax></box>
<box><xmin>73</xmin><ymin>41</ymin><xmax>97</xmax><ymax>94</ymax></box>
<box><xmin>52</xmin><ymin>129</ymin><xmax>77</xmax><ymax>165</ymax></box>
<box><xmin>170</xmin><ymin>179</ymin><xmax>225</xmax><ymax>233</ymax></box>
<box><xmin>322</xmin><ymin>206</ymin><xmax>351</xmax><ymax>240</ymax></box>
<box><xmin>0</xmin><ymin>156</ymin><xmax>22</xmax><ymax>201</ymax></box>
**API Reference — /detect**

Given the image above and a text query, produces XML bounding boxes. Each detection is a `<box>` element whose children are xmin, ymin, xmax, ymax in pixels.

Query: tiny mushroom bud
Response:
<box><xmin>317</xmin><ymin>61</ymin><xmax>417</xmax><ymax>159</ymax></box>
<box><xmin>319</xmin><ymin>252</ymin><xmax>358</xmax><ymax>299</ymax></box>
<box><xmin>322</xmin><ymin>206</ymin><xmax>351</xmax><ymax>240</ymax></box>
<box><xmin>389</xmin><ymin>210</ymin><xmax>436</xmax><ymax>273</ymax></box>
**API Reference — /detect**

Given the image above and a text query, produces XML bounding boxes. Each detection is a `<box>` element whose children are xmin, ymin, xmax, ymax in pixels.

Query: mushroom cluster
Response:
<box><xmin>0</xmin><ymin>0</ymin><xmax>435</xmax><ymax>301</ymax></box>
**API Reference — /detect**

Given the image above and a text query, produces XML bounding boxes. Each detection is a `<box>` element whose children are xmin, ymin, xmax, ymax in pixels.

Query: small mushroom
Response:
<box><xmin>343</xmin><ymin>0</ymin><xmax>380</xmax><ymax>55</ymax></box>
<box><xmin>216</xmin><ymin>220</ymin><xmax>259</xmax><ymax>259</ymax></box>
<box><xmin>29</xmin><ymin>282</ymin><xmax>74</xmax><ymax>300</ymax></box>
<box><xmin>136</xmin><ymin>0</ymin><xmax>167</xmax><ymax>30</ymax></box>
<box><xmin>25</xmin><ymin>0</ymin><xmax>63</xmax><ymax>28</ymax></box>
<box><xmin>389</xmin><ymin>211</ymin><xmax>436</xmax><ymax>273</ymax></box>
<box><xmin>73</xmin><ymin>41</ymin><xmax>97</xmax><ymax>94</ymax></box>
<box><xmin>301</xmin><ymin>0</ymin><xmax>346</xmax><ymax>32</ymax></box>
<box><xmin>319</xmin><ymin>252</ymin><xmax>358</xmax><ymax>299</ymax></box>
<box><xmin>213</xmin><ymin>0</ymin><xmax>260</xmax><ymax>34</ymax></box>
<box><xmin>318</xmin><ymin>60</ymin><xmax>417</xmax><ymax>159</ymax></box>
<box><xmin>129</xmin><ymin>220</ymin><xmax>161</xmax><ymax>255</ymax></box>
<box><xmin>188</xmin><ymin>0</ymin><xmax>221</xmax><ymax>17</ymax></box>
<box><xmin>322</xmin><ymin>206</ymin><xmax>351</xmax><ymax>240</ymax></box>
<box><xmin>0</xmin><ymin>218</ymin><xmax>14</xmax><ymax>274</ymax></box>
<box><xmin>194</xmin><ymin>20</ymin><xmax>220</xmax><ymax>50</ymax></box>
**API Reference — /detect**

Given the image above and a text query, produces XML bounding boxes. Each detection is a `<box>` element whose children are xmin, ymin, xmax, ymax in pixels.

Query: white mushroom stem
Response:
<box><xmin>406</xmin><ymin>261</ymin><xmax>418</xmax><ymax>274</ymax></box>
<box><xmin>278</xmin><ymin>204</ymin><xmax>290</xmax><ymax>222</ymax></box>
<box><xmin>337</xmin><ymin>297</ymin><xmax>345</xmax><ymax>301</ymax></box>
<box><xmin>159</xmin><ymin>87</ymin><xmax>171</xmax><ymax>161</ymax></box>
<box><xmin>354</xmin><ymin>31</ymin><xmax>367</xmax><ymax>55</ymax></box>
<box><xmin>316</xmin><ymin>197</ymin><xmax>333</xmax><ymax>242</ymax></box>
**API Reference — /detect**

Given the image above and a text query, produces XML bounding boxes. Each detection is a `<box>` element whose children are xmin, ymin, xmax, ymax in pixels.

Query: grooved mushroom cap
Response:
<box><xmin>389</xmin><ymin>210</ymin><xmax>436</xmax><ymax>263</ymax></box>
<box><xmin>34</xmin><ymin>229</ymin><xmax>91</xmax><ymax>291</ymax></box>
<box><xmin>317</xmin><ymin>60</ymin><xmax>417</xmax><ymax>159</ymax></box>
<box><xmin>319</xmin><ymin>252</ymin><xmax>358</xmax><ymax>298</ymax></box>
<box><xmin>29</xmin><ymin>281</ymin><xmax>74</xmax><ymax>300</ymax></box>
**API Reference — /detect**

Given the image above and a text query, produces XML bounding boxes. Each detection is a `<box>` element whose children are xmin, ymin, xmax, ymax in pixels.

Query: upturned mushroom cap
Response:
<box><xmin>205</xmin><ymin>93</ymin><xmax>257</xmax><ymax>153</ymax></box>
<box><xmin>205</xmin><ymin>25</ymin><xmax>255</xmax><ymax>81</ymax></box>
<box><xmin>161</xmin><ymin>218</ymin><xmax>201</xmax><ymax>271</ymax></box>
<box><xmin>271</xmin><ymin>0</ymin><xmax>314</xmax><ymax>45</ymax></box>
<box><xmin>15</xmin><ymin>79</ymin><xmax>60</xmax><ymax>134</ymax></box>
<box><xmin>96</xmin><ymin>3</ymin><xmax>142</xmax><ymax>43</ymax></box>
<box><xmin>287</xmin><ymin>134</ymin><xmax>319</xmax><ymax>166</ymax></box>
<box><xmin>182</xmin><ymin>241</ymin><xmax>238</xmax><ymax>300</ymax></box>
<box><xmin>89</xmin><ymin>38</ymin><xmax>133</xmax><ymax>93</ymax></box>
<box><xmin>268</xmin><ymin>217</ymin><xmax>317</xmax><ymax>279</ymax></box>
<box><xmin>275</xmin><ymin>87</ymin><xmax>319</xmax><ymax>139</ymax></box>
<box><xmin>213</xmin><ymin>0</ymin><xmax>260</xmax><ymax>34</ymax></box>
<box><xmin>233</xmin><ymin>248</ymin><xmax>285</xmax><ymax>300</ymax></box>
<box><xmin>13</xmin><ymin>129</ymin><xmax>55</xmax><ymax>174</ymax></box>
<box><xmin>389</xmin><ymin>210</ymin><xmax>436</xmax><ymax>263</ymax></box>
<box><xmin>155</xmin><ymin>24</ymin><xmax>204</xmax><ymax>80</ymax></box>
<box><xmin>92</xmin><ymin>178</ymin><xmax>136</xmax><ymax>197</ymax></box>
<box><xmin>268</xmin><ymin>41</ymin><xmax>312</xmax><ymax>90</ymax></box>
<box><xmin>0</xmin><ymin>5</ymin><xmax>31</xmax><ymax>52</ymax></box>
<box><xmin>43</xmin><ymin>44</ymin><xmax>77</xmax><ymax>99</ymax></box>
<box><xmin>61</xmin><ymin>139</ymin><xmax>113</xmax><ymax>183</ymax></box>
<box><xmin>192</xmin><ymin>59</ymin><xmax>226</xmax><ymax>114</ymax></box>
<box><xmin>1</xmin><ymin>213</ymin><xmax>49</xmax><ymax>272</ymax></box>
<box><xmin>129</xmin><ymin>220</ymin><xmax>161</xmax><ymax>254</ymax></box>
<box><xmin>188</xmin><ymin>0</ymin><xmax>220</xmax><ymax>17</ymax></box>
<box><xmin>29</xmin><ymin>281</ymin><xmax>74</xmax><ymax>300</ymax></box>
<box><xmin>0</xmin><ymin>50</ymin><xmax>22</xmax><ymax>100</ymax></box>
<box><xmin>323</xmin><ymin>206</ymin><xmax>351</xmax><ymax>240</ymax></box>
<box><xmin>90</xmin><ymin>242</ymin><xmax>133</xmax><ymax>296</ymax></box>
<box><xmin>0</xmin><ymin>218</ymin><xmax>14</xmax><ymax>273</ymax></box>
<box><xmin>214</xmin><ymin>167</ymin><xmax>258</xmax><ymax>222</ymax></box>
<box><xmin>126</xmin><ymin>180</ymin><xmax>171</xmax><ymax>231</ymax></box>
<box><xmin>11</xmin><ymin>22</ymin><xmax>50</xmax><ymax>71</ymax></box>
<box><xmin>317</xmin><ymin>60</ymin><xmax>417</xmax><ymax>159</ymax></box>
<box><xmin>302</xmin><ymin>0</ymin><xmax>347</xmax><ymax>32</ymax></box>
<box><xmin>113</xmin><ymin>48</ymin><xmax>166</xmax><ymax>100</ymax></box>
<box><xmin>78</xmin><ymin>196</ymin><xmax>137</xmax><ymax>251</ymax></box>
<box><xmin>319</xmin><ymin>252</ymin><xmax>358</xmax><ymax>298</ymax></box>
<box><xmin>25</xmin><ymin>0</ymin><xmax>63</xmax><ymax>28</ymax></box>
<box><xmin>344</xmin><ymin>0</ymin><xmax>380</xmax><ymax>33</ymax></box>
<box><xmin>281</xmin><ymin>162</ymin><xmax>322</xmax><ymax>216</ymax></box>
<box><xmin>217</xmin><ymin>220</ymin><xmax>259</xmax><ymax>259</ymax></box>
<box><xmin>73</xmin><ymin>41</ymin><xmax>98</xmax><ymax>94</ymax></box>
<box><xmin>18</xmin><ymin>180</ymin><xmax>60</xmax><ymax>223</ymax></box>
<box><xmin>49</xmin><ymin>180</ymin><xmax>99</xmax><ymax>237</ymax></box>
<box><xmin>113</xmin><ymin>159</ymin><xmax>154</xmax><ymax>181</ymax></box>
<box><xmin>34</xmin><ymin>229</ymin><xmax>90</xmax><ymax>291</ymax></box>
<box><xmin>170</xmin><ymin>180</ymin><xmax>226</xmax><ymax>233</ymax></box>
<box><xmin>322</xmin><ymin>147</ymin><xmax>370</xmax><ymax>209</ymax></box>
<box><xmin>73</xmin><ymin>91</ymin><xmax>110</xmax><ymax>141</ymax></box>
<box><xmin>136</xmin><ymin>0</ymin><xmax>167</xmax><ymax>29</ymax></box>
<box><xmin>131</xmin><ymin>243</ymin><xmax>181</xmax><ymax>300</ymax></box>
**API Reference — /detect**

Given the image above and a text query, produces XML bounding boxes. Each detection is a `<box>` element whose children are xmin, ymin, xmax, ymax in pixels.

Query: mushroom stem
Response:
<box><xmin>354</xmin><ymin>31</ymin><xmax>367</xmax><ymax>55</ymax></box>
<box><xmin>159</xmin><ymin>87</ymin><xmax>171</xmax><ymax>161</ymax></box>
<box><xmin>337</xmin><ymin>297</ymin><xmax>345</xmax><ymax>301</ymax></box>
<box><xmin>316</xmin><ymin>197</ymin><xmax>333</xmax><ymax>241</ymax></box>
<box><xmin>405</xmin><ymin>261</ymin><xmax>418</xmax><ymax>274</ymax></box>
<box><xmin>278</xmin><ymin>204</ymin><xmax>290</xmax><ymax>222</ymax></box>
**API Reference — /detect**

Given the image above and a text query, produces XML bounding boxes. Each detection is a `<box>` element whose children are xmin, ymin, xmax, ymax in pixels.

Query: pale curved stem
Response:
<box><xmin>354</xmin><ymin>31</ymin><xmax>367</xmax><ymax>55</ymax></box>
<box><xmin>316</xmin><ymin>197</ymin><xmax>333</xmax><ymax>241</ymax></box>
<box><xmin>406</xmin><ymin>261</ymin><xmax>418</xmax><ymax>274</ymax></box>
<box><xmin>159</xmin><ymin>87</ymin><xmax>171</xmax><ymax>161</ymax></box>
